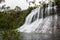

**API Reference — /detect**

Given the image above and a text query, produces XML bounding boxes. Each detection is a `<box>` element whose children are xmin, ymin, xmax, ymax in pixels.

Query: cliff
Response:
<box><xmin>56</xmin><ymin>1</ymin><xmax>60</xmax><ymax>29</ymax></box>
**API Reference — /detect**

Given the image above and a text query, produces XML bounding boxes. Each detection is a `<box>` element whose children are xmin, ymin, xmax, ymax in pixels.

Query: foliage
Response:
<box><xmin>2</xmin><ymin>30</ymin><xmax>21</xmax><ymax>40</ymax></box>
<box><xmin>14</xmin><ymin>6</ymin><xmax>21</xmax><ymax>12</ymax></box>
<box><xmin>0</xmin><ymin>6</ymin><xmax>36</xmax><ymax>40</ymax></box>
<box><xmin>0</xmin><ymin>7</ymin><xmax>36</xmax><ymax>30</ymax></box>
<box><xmin>55</xmin><ymin>0</ymin><xmax>60</xmax><ymax>2</ymax></box>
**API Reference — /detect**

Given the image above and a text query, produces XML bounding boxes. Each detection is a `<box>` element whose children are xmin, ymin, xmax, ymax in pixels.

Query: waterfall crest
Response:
<box><xmin>18</xmin><ymin>1</ymin><xmax>58</xmax><ymax>33</ymax></box>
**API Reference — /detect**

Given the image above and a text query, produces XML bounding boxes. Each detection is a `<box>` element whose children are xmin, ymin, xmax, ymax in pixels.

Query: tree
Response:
<box><xmin>26</xmin><ymin>0</ymin><xmax>36</xmax><ymax>7</ymax></box>
<box><xmin>14</xmin><ymin>6</ymin><xmax>21</xmax><ymax>12</ymax></box>
<box><xmin>1</xmin><ymin>5</ymin><xmax>6</xmax><ymax>9</ymax></box>
<box><xmin>0</xmin><ymin>5</ymin><xmax>10</xmax><ymax>13</ymax></box>
<box><xmin>5</xmin><ymin>6</ymin><xmax>10</xmax><ymax>11</ymax></box>
<box><xmin>6</xmin><ymin>6</ymin><xmax>10</xmax><ymax>10</ymax></box>
<box><xmin>1</xmin><ymin>5</ymin><xmax>6</xmax><ymax>12</ymax></box>
<box><xmin>55</xmin><ymin>0</ymin><xmax>60</xmax><ymax>2</ymax></box>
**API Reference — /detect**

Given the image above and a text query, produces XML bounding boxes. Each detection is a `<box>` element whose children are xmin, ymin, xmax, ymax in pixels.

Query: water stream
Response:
<box><xmin>18</xmin><ymin>1</ymin><xmax>58</xmax><ymax>34</ymax></box>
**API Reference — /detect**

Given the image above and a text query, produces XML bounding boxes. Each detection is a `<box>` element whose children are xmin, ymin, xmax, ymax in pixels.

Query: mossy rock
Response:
<box><xmin>55</xmin><ymin>0</ymin><xmax>60</xmax><ymax>2</ymax></box>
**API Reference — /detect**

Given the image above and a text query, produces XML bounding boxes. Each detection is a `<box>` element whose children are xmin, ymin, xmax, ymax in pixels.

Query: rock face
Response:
<box><xmin>55</xmin><ymin>2</ymin><xmax>60</xmax><ymax>37</ymax></box>
<box><xmin>56</xmin><ymin>2</ymin><xmax>60</xmax><ymax>16</ymax></box>
<box><xmin>56</xmin><ymin>2</ymin><xmax>60</xmax><ymax>29</ymax></box>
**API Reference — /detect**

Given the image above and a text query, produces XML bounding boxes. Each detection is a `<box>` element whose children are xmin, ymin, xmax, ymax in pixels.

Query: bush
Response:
<box><xmin>2</xmin><ymin>30</ymin><xmax>21</xmax><ymax>40</ymax></box>
<box><xmin>0</xmin><ymin>7</ymin><xmax>36</xmax><ymax>30</ymax></box>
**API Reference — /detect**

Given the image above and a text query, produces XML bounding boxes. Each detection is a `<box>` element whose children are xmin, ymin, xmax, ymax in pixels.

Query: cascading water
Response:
<box><xmin>18</xmin><ymin>1</ymin><xmax>58</xmax><ymax>33</ymax></box>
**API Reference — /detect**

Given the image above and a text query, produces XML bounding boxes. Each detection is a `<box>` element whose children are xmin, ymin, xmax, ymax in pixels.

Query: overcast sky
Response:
<box><xmin>0</xmin><ymin>0</ymin><xmax>54</xmax><ymax>10</ymax></box>
<box><xmin>0</xmin><ymin>0</ymin><xmax>29</xmax><ymax>10</ymax></box>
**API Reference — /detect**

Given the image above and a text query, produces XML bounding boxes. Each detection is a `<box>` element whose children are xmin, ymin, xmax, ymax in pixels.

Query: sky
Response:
<box><xmin>0</xmin><ymin>0</ymin><xmax>29</xmax><ymax>10</ymax></box>
<box><xmin>0</xmin><ymin>0</ymin><xmax>54</xmax><ymax>10</ymax></box>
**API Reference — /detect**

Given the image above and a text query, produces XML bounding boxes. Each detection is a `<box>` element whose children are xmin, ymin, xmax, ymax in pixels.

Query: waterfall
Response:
<box><xmin>17</xmin><ymin>1</ymin><xmax>58</xmax><ymax>33</ymax></box>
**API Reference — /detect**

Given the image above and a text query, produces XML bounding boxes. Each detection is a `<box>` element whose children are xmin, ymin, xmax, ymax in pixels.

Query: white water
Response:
<box><xmin>18</xmin><ymin>2</ymin><xmax>58</xmax><ymax>33</ymax></box>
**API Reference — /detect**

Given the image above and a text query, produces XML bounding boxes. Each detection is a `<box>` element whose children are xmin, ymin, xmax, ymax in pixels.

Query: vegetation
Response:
<box><xmin>0</xmin><ymin>0</ymin><xmax>36</xmax><ymax>40</ymax></box>
<box><xmin>0</xmin><ymin>0</ymin><xmax>60</xmax><ymax>40</ymax></box>
<box><xmin>2</xmin><ymin>30</ymin><xmax>21</xmax><ymax>40</ymax></box>
<box><xmin>0</xmin><ymin>6</ymin><xmax>36</xmax><ymax>30</ymax></box>
<box><xmin>55</xmin><ymin>0</ymin><xmax>60</xmax><ymax>2</ymax></box>
<box><xmin>0</xmin><ymin>5</ymin><xmax>36</xmax><ymax>40</ymax></box>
